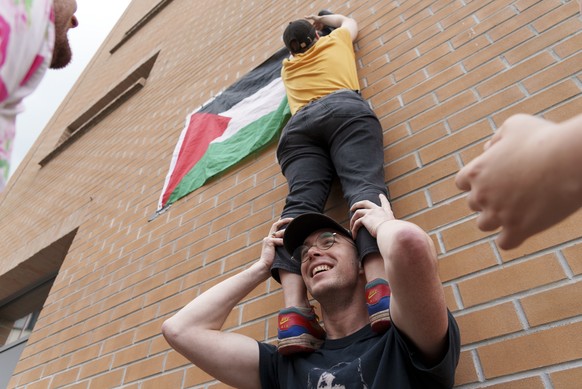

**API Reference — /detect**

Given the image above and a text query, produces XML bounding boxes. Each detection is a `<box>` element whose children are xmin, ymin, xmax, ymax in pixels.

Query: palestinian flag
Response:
<box><xmin>156</xmin><ymin>48</ymin><xmax>291</xmax><ymax>216</ymax></box>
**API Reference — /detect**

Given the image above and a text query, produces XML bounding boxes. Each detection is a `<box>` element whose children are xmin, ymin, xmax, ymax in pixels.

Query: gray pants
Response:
<box><xmin>272</xmin><ymin>90</ymin><xmax>388</xmax><ymax>282</ymax></box>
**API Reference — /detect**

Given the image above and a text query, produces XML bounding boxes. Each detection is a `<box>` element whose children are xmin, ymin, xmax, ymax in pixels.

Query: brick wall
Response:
<box><xmin>1</xmin><ymin>0</ymin><xmax>581</xmax><ymax>388</ymax></box>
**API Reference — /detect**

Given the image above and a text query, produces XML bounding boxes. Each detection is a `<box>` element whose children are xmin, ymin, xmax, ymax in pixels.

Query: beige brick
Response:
<box><xmin>234</xmin><ymin>320</ymin><xmax>266</xmax><ymax>342</ymax></box>
<box><xmin>452</xmin><ymin>5</ymin><xmax>515</xmax><ymax>48</ymax></box>
<box><xmin>443</xmin><ymin>286</ymin><xmax>460</xmax><ymax>312</ymax></box>
<box><xmin>25</xmin><ymin>377</ymin><xmax>53</xmax><ymax>389</ymax></box>
<box><xmin>428</xmin><ymin>176</ymin><xmax>464</xmax><ymax>204</ymax></box>
<box><xmin>78</xmin><ymin>355</ymin><xmax>113</xmax><ymax>380</ymax></box>
<box><xmin>439</xmin><ymin>242</ymin><xmax>498</xmax><ymax>282</ymax></box>
<box><xmin>134</xmin><ymin>317</ymin><xmax>166</xmax><ymax>343</ymax></box>
<box><xmin>111</xmin><ymin>342</ymin><xmax>149</xmax><ymax>369</ymax></box>
<box><xmin>403</xmin><ymin>65</ymin><xmax>464</xmax><ymax>104</ymax></box>
<box><xmin>141</xmin><ymin>371</ymin><xmax>185</xmax><ymax>389</ymax></box>
<box><xmin>458</xmin><ymin>253</ymin><xmax>566</xmax><ymax>308</ymax></box>
<box><xmin>427</xmin><ymin>34</ymin><xmax>491</xmax><ymax>76</ymax></box>
<box><xmin>505</xmin><ymin>17</ymin><xmax>582</xmax><ymax>65</ymax></box>
<box><xmin>562</xmin><ymin>242</ymin><xmax>582</xmax><ymax>275</ymax></box>
<box><xmin>554</xmin><ymin>30</ymin><xmax>582</xmax><ymax>58</ymax></box>
<box><xmin>231</xmin><ymin>180</ymin><xmax>274</xmax><ymax>210</ymax></box>
<box><xmin>551</xmin><ymin>365</ymin><xmax>582</xmax><ymax>389</ymax></box>
<box><xmin>101</xmin><ymin>331</ymin><xmax>136</xmax><ymax>355</ymax></box>
<box><xmin>165</xmin><ymin>349</ymin><xmax>190</xmax><ymax>371</ymax></box>
<box><xmin>544</xmin><ymin>94</ymin><xmax>582</xmax><ymax>123</ymax></box>
<box><xmin>448</xmin><ymin>86</ymin><xmax>525</xmax><ymax>131</ymax></box>
<box><xmin>436</xmin><ymin>59</ymin><xmax>506</xmax><ymax>102</ymax></box>
<box><xmin>499</xmin><ymin>211</ymin><xmax>582</xmax><ymax>262</ymax></box>
<box><xmin>409</xmin><ymin>197</ymin><xmax>473</xmax><ymax>232</ymax></box>
<box><xmin>441</xmin><ymin>217</ymin><xmax>495</xmax><ymax>252</ymax></box>
<box><xmin>11</xmin><ymin>366</ymin><xmax>43</xmax><ymax>387</ymax></box>
<box><xmin>125</xmin><ymin>354</ymin><xmax>165</xmax><ymax>383</ymax></box>
<box><xmin>389</xmin><ymin>157</ymin><xmax>459</xmax><ymax>199</ymax></box>
<box><xmin>520</xmin><ymin>281</ymin><xmax>582</xmax><ymax>327</ymax></box>
<box><xmin>488</xmin><ymin>0</ymin><xmax>561</xmax><ymax>42</ymax></box>
<box><xmin>373</xmin><ymin>97</ymin><xmax>402</xmax><ymax>120</ymax></box>
<box><xmin>184</xmin><ymin>365</ymin><xmax>215</xmax><ymax>388</ymax></box>
<box><xmin>242</xmin><ymin>292</ymin><xmax>284</xmax><ymax>323</ymax></box>
<box><xmin>485</xmin><ymin>376</ymin><xmax>545</xmax><ymax>389</ymax></box>
<box><xmin>492</xmin><ymin>80</ymin><xmax>582</xmax><ymax>127</ymax></box>
<box><xmin>478</xmin><ymin>321</ymin><xmax>582</xmax><ymax>378</ymax></box>
<box><xmin>456</xmin><ymin>302</ymin><xmax>523</xmax><ymax>345</ymax></box>
<box><xmin>463</xmin><ymin>27</ymin><xmax>534</xmax><ymax>71</ymax></box>
<box><xmin>477</xmin><ymin>52</ymin><xmax>555</xmax><ymax>97</ymax></box>
<box><xmin>88</xmin><ymin>369</ymin><xmax>125</xmax><ymax>389</ymax></box>
<box><xmin>49</xmin><ymin>366</ymin><xmax>81</xmax><ymax>388</ymax></box>
<box><xmin>454</xmin><ymin>351</ymin><xmax>479</xmax><ymax>386</ymax></box>
<box><xmin>385</xmin><ymin>154</ymin><xmax>419</xmax><ymax>181</ymax></box>
<box><xmin>69</xmin><ymin>344</ymin><xmax>101</xmax><ymax>369</ymax></box>
<box><xmin>381</xmin><ymin>95</ymin><xmax>436</xmax><ymax>130</ymax></box>
<box><xmin>391</xmin><ymin>191</ymin><xmax>428</xmax><ymax>219</ymax></box>
<box><xmin>522</xmin><ymin>51</ymin><xmax>582</xmax><ymax>94</ymax></box>
<box><xmin>410</xmin><ymin>90</ymin><xmax>477</xmax><ymax>132</ymax></box>
<box><xmin>419</xmin><ymin>120</ymin><xmax>493</xmax><ymax>164</ymax></box>
<box><xmin>383</xmin><ymin>123</ymin><xmax>409</xmax><ymax>151</ymax></box>
<box><xmin>386</xmin><ymin>123</ymin><xmax>448</xmax><ymax>161</ymax></box>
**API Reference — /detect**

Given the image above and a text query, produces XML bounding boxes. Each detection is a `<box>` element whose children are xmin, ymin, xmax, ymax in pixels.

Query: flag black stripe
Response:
<box><xmin>200</xmin><ymin>47</ymin><xmax>288</xmax><ymax>115</ymax></box>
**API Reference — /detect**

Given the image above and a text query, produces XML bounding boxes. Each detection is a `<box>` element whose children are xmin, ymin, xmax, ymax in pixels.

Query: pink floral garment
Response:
<box><xmin>0</xmin><ymin>0</ymin><xmax>54</xmax><ymax>191</ymax></box>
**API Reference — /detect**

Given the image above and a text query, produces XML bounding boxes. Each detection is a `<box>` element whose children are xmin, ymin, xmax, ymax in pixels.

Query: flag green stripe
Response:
<box><xmin>168</xmin><ymin>97</ymin><xmax>290</xmax><ymax>204</ymax></box>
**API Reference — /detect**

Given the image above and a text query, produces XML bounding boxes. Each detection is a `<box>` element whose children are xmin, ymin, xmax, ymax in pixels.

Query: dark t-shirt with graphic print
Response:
<box><xmin>258</xmin><ymin>310</ymin><xmax>460</xmax><ymax>389</ymax></box>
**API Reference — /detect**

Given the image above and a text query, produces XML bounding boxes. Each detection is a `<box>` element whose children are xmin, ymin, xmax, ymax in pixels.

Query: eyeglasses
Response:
<box><xmin>292</xmin><ymin>231</ymin><xmax>355</xmax><ymax>263</ymax></box>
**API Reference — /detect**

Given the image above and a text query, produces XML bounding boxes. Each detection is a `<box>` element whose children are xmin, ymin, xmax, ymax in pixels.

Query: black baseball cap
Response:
<box><xmin>283</xmin><ymin>19</ymin><xmax>317</xmax><ymax>54</ymax></box>
<box><xmin>283</xmin><ymin>213</ymin><xmax>353</xmax><ymax>256</ymax></box>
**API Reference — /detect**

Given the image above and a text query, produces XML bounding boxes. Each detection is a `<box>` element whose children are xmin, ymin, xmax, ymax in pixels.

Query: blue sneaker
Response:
<box><xmin>366</xmin><ymin>278</ymin><xmax>391</xmax><ymax>333</ymax></box>
<box><xmin>277</xmin><ymin>306</ymin><xmax>326</xmax><ymax>355</ymax></box>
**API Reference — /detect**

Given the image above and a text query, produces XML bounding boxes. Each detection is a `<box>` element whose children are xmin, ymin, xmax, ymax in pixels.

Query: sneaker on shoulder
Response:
<box><xmin>366</xmin><ymin>278</ymin><xmax>391</xmax><ymax>333</ymax></box>
<box><xmin>277</xmin><ymin>306</ymin><xmax>326</xmax><ymax>355</ymax></box>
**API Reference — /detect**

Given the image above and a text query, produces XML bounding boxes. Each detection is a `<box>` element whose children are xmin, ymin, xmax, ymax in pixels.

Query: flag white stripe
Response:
<box><xmin>210</xmin><ymin>77</ymin><xmax>285</xmax><ymax>144</ymax></box>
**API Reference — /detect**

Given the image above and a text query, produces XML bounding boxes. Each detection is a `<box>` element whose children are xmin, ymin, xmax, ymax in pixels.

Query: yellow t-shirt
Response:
<box><xmin>282</xmin><ymin>28</ymin><xmax>360</xmax><ymax>115</ymax></box>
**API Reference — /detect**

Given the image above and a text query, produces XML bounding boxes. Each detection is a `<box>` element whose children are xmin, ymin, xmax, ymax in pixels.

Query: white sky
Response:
<box><xmin>9</xmin><ymin>0</ymin><xmax>132</xmax><ymax>177</ymax></box>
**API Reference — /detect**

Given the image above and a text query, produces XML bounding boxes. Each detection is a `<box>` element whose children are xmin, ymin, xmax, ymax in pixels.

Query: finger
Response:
<box><xmin>349</xmin><ymin>209</ymin><xmax>362</xmax><ymax>230</ymax></box>
<box><xmin>272</xmin><ymin>217</ymin><xmax>293</xmax><ymax>233</ymax></box>
<box><xmin>271</xmin><ymin>230</ymin><xmax>284</xmax><ymax>238</ymax></box>
<box><xmin>378</xmin><ymin>194</ymin><xmax>394</xmax><ymax>217</ymax></box>
<box><xmin>379</xmin><ymin>193</ymin><xmax>390</xmax><ymax>208</ymax></box>
<box><xmin>464</xmin><ymin>190</ymin><xmax>483</xmax><ymax>213</ymax></box>
<box><xmin>455</xmin><ymin>165</ymin><xmax>472</xmax><ymax>191</ymax></box>
<box><xmin>351</xmin><ymin>217</ymin><xmax>363</xmax><ymax>238</ymax></box>
<box><xmin>496</xmin><ymin>228</ymin><xmax>524</xmax><ymax>251</ymax></box>
<box><xmin>475</xmin><ymin>211</ymin><xmax>501</xmax><ymax>232</ymax></box>
<box><xmin>350</xmin><ymin>199</ymin><xmax>374</xmax><ymax>212</ymax></box>
<box><xmin>271</xmin><ymin>236</ymin><xmax>285</xmax><ymax>246</ymax></box>
<box><xmin>350</xmin><ymin>209</ymin><xmax>365</xmax><ymax>236</ymax></box>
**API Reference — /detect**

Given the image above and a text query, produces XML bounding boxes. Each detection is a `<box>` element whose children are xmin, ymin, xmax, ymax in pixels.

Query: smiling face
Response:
<box><xmin>300</xmin><ymin>229</ymin><xmax>360</xmax><ymax>299</ymax></box>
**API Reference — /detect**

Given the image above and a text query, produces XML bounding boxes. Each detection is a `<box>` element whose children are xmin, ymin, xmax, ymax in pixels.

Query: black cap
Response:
<box><xmin>284</xmin><ymin>213</ymin><xmax>352</xmax><ymax>256</ymax></box>
<box><xmin>283</xmin><ymin>19</ymin><xmax>317</xmax><ymax>54</ymax></box>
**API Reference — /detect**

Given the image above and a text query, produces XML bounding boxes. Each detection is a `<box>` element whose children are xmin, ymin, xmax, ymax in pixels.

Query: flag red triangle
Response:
<box><xmin>163</xmin><ymin>112</ymin><xmax>231</xmax><ymax>205</ymax></box>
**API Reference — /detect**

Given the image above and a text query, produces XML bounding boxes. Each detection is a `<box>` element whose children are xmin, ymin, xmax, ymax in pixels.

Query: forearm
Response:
<box><xmin>317</xmin><ymin>14</ymin><xmax>353</xmax><ymax>28</ymax></box>
<box><xmin>161</xmin><ymin>261</ymin><xmax>269</xmax><ymax>389</ymax></box>
<box><xmin>163</xmin><ymin>261</ymin><xmax>270</xmax><ymax>334</ymax></box>
<box><xmin>161</xmin><ymin>225</ymin><xmax>286</xmax><ymax>389</ymax></box>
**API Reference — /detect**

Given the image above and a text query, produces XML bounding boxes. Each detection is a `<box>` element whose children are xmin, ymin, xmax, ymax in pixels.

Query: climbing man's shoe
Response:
<box><xmin>277</xmin><ymin>306</ymin><xmax>326</xmax><ymax>355</ymax></box>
